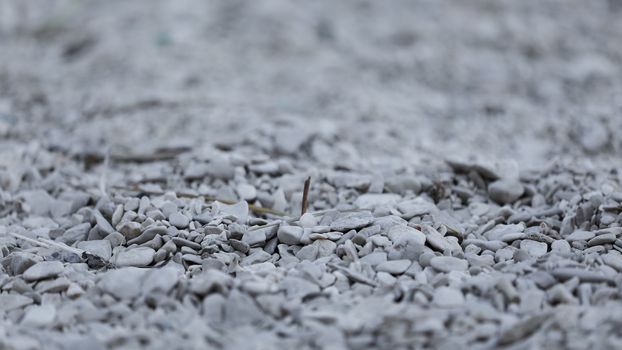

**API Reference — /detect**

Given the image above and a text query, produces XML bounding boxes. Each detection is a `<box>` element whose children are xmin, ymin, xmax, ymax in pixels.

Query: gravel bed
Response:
<box><xmin>1</xmin><ymin>1</ymin><xmax>622</xmax><ymax>349</ymax></box>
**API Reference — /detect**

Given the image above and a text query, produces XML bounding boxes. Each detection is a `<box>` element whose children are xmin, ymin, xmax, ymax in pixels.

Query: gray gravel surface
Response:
<box><xmin>1</xmin><ymin>1</ymin><xmax>622</xmax><ymax>349</ymax></box>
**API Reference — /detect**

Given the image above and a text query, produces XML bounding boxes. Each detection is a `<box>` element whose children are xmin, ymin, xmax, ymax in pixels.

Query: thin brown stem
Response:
<box><xmin>301</xmin><ymin>176</ymin><xmax>311</xmax><ymax>216</ymax></box>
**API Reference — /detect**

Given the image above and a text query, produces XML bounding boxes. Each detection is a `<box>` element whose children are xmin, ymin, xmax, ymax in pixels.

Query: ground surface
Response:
<box><xmin>1</xmin><ymin>1</ymin><xmax>622</xmax><ymax>349</ymax></box>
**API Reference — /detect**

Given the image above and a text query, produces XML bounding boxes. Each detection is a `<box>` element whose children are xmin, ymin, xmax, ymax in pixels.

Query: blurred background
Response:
<box><xmin>1</xmin><ymin>0</ymin><xmax>621</xmax><ymax>171</ymax></box>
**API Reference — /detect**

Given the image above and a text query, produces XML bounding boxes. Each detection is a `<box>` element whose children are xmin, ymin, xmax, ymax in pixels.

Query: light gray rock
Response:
<box><xmin>519</xmin><ymin>240</ymin><xmax>548</xmax><ymax>257</ymax></box>
<box><xmin>354</xmin><ymin>194</ymin><xmax>401</xmax><ymax>208</ymax></box>
<box><xmin>189</xmin><ymin>269</ymin><xmax>233</xmax><ymax>295</ymax></box>
<box><xmin>169</xmin><ymin>212</ymin><xmax>190</xmax><ymax>229</ymax></box>
<box><xmin>430</xmin><ymin>256</ymin><xmax>468</xmax><ymax>272</ymax></box>
<box><xmin>279</xmin><ymin>275</ymin><xmax>320</xmax><ymax>299</ymax></box>
<box><xmin>602</xmin><ymin>253</ymin><xmax>622</xmax><ymax>271</ymax></box>
<box><xmin>360</xmin><ymin>252</ymin><xmax>387</xmax><ymax>266</ymax></box>
<box><xmin>23</xmin><ymin>261</ymin><xmax>64</xmax><ymax>281</ymax></box>
<box><xmin>278</xmin><ymin>226</ymin><xmax>303</xmax><ymax>245</ymax></box>
<box><xmin>298</xmin><ymin>213</ymin><xmax>317</xmax><ymax>228</ymax></box>
<box><xmin>117</xmin><ymin>221</ymin><xmax>142</xmax><ymax>241</ymax></box>
<box><xmin>488</xmin><ymin>180</ymin><xmax>524</xmax><ymax>204</ymax></box>
<box><xmin>375</xmin><ymin>259</ymin><xmax>411</xmax><ymax>274</ymax></box>
<box><xmin>77</xmin><ymin>240</ymin><xmax>112</xmax><ymax>260</ymax></box>
<box><xmin>93</xmin><ymin>209</ymin><xmax>115</xmax><ymax>235</ymax></box>
<box><xmin>142</xmin><ymin>265</ymin><xmax>181</xmax><ymax>294</ymax></box>
<box><xmin>214</xmin><ymin>201</ymin><xmax>249</xmax><ymax>223</ymax></box>
<box><xmin>61</xmin><ymin>223</ymin><xmax>91</xmax><ymax>244</ymax></box>
<box><xmin>7</xmin><ymin>252</ymin><xmax>39</xmax><ymax>276</ymax></box>
<box><xmin>314</xmin><ymin>239</ymin><xmax>337</xmax><ymax>257</ymax></box>
<box><xmin>565</xmin><ymin>230</ymin><xmax>595</xmax><ymax>242</ymax></box>
<box><xmin>113</xmin><ymin>247</ymin><xmax>155</xmax><ymax>267</ymax></box>
<box><xmin>207</xmin><ymin>158</ymin><xmax>236</xmax><ymax>180</ymax></box>
<box><xmin>330</xmin><ymin>211</ymin><xmax>374</xmax><ymax>232</ymax></box>
<box><xmin>296</xmin><ymin>244</ymin><xmax>319</xmax><ymax>261</ymax></box>
<box><xmin>35</xmin><ymin>277</ymin><xmax>70</xmax><ymax>293</ymax></box>
<box><xmin>588</xmin><ymin>233</ymin><xmax>616</xmax><ymax>246</ymax></box>
<box><xmin>388</xmin><ymin>225</ymin><xmax>426</xmax><ymax>246</ymax></box>
<box><xmin>21</xmin><ymin>304</ymin><xmax>56</xmax><ymax>327</ymax></box>
<box><xmin>20</xmin><ymin>190</ymin><xmax>54</xmax><ymax>216</ymax></box>
<box><xmin>0</xmin><ymin>294</ymin><xmax>33</xmax><ymax>311</ymax></box>
<box><xmin>242</xmin><ymin>229</ymin><xmax>266</xmax><ymax>247</ymax></box>
<box><xmin>98</xmin><ymin>267</ymin><xmax>147</xmax><ymax>299</ymax></box>
<box><xmin>433</xmin><ymin>287</ymin><xmax>465</xmax><ymax>307</ymax></box>
<box><xmin>424</xmin><ymin>226</ymin><xmax>451</xmax><ymax>252</ymax></box>
<box><xmin>127</xmin><ymin>226</ymin><xmax>166</xmax><ymax>245</ymax></box>
<box><xmin>551</xmin><ymin>240</ymin><xmax>571</xmax><ymax>254</ymax></box>
<box><xmin>236</xmin><ymin>183</ymin><xmax>257</xmax><ymax>200</ymax></box>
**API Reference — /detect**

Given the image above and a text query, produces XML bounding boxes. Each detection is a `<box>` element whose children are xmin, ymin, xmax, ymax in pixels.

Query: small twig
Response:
<box><xmin>38</xmin><ymin>238</ymin><xmax>84</xmax><ymax>255</ymax></box>
<box><xmin>301</xmin><ymin>176</ymin><xmax>311</xmax><ymax>216</ymax></box>
<box><xmin>7</xmin><ymin>232</ymin><xmax>51</xmax><ymax>249</ymax></box>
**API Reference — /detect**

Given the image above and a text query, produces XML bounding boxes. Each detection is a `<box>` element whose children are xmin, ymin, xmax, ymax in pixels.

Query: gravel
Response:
<box><xmin>1</xmin><ymin>1</ymin><xmax>622</xmax><ymax>349</ymax></box>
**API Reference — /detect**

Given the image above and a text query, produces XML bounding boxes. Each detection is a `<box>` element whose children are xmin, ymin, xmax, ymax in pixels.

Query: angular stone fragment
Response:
<box><xmin>488</xmin><ymin>180</ymin><xmax>524</xmax><ymax>204</ymax></box>
<box><xmin>113</xmin><ymin>247</ymin><xmax>155</xmax><ymax>267</ymax></box>
<box><xmin>23</xmin><ymin>261</ymin><xmax>64</xmax><ymax>282</ymax></box>
<box><xmin>430</xmin><ymin>256</ymin><xmax>468</xmax><ymax>272</ymax></box>
<box><xmin>330</xmin><ymin>211</ymin><xmax>374</xmax><ymax>232</ymax></box>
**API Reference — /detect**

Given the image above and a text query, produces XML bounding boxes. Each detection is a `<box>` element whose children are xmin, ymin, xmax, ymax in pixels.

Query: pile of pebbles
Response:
<box><xmin>2</xmin><ymin>142</ymin><xmax>622</xmax><ymax>349</ymax></box>
<box><xmin>2</xmin><ymin>0</ymin><xmax>622</xmax><ymax>349</ymax></box>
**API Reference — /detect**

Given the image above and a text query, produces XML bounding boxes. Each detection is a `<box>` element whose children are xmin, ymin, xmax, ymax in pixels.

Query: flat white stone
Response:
<box><xmin>23</xmin><ymin>261</ymin><xmax>64</xmax><ymax>282</ymax></box>
<box><xmin>113</xmin><ymin>247</ymin><xmax>155</xmax><ymax>267</ymax></box>
<box><xmin>433</xmin><ymin>287</ymin><xmax>465</xmax><ymax>307</ymax></box>
<box><xmin>430</xmin><ymin>256</ymin><xmax>468</xmax><ymax>272</ymax></box>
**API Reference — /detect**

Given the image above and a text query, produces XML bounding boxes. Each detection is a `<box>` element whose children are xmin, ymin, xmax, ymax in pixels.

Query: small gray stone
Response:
<box><xmin>551</xmin><ymin>240</ymin><xmax>571</xmax><ymax>254</ymax></box>
<box><xmin>314</xmin><ymin>239</ymin><xmax>337</xmax><ymax>257</ymax></box>
<box><xmin>7</xmin><ymin>252</ymin><xmax>38</xmax><ymax>276</ymax></box>
<box><xmin>113</xmin><ymin>247</ymin><xmax>155</xmax><ymax>267</ymax></box>
<box><xmin>142</xmin><ymin>265</ymin><xmax>181</xmax><ymax>294</ymax></box>
<box><xmin>93</xmin><ymin>209</ymin><xmax>115</xmax><ymax>235</ymax></box>
<box><xmin>360</xmin><ymin>252</ymin><xmax>387</xmax><ymax>266</ymax></box>
<box><xmin>354</xmin><ymin>194</ymin><xmax>401</xmax><ymax>208</ymax></box>
<box><xmin>127</xmin><ymin>226</ymin><xmax>167</xmax><ymax>245</ymax></box>
<box><xmin>278</xmin><ymin>226</ymin><xmax>303</xmax><ymax>245</ymax></box>
<box><xmin>424</xmin><ymin>227</ymin><xmax>451</xmax><ymax>252</ymax></box>
<box><xmin>190</xmin><ymin>269</ymin><xmax>233</xmax><ymax>295</ymax></box>
<box><xmin>98</xmin><ymin>267</ymin><xmax>147</xmax><ymax>299</ymax></box>
<box><xmin>20</xmin><ymin>190</ymin><xmax>53</xmax><ymax>216</ymax></box>
<box><xmin>565</xmin><ymin>230</ymin><xmax>595</xmax><ymax>242</ymax></box>
<box><xmin>236</xmin><ymin>183</ymin><xmax>257</xmax><ymax>200</ymax></box>
<box><xmin>296</xmin><ymin>244</ymin><xmax>319</xmax><ymax>261</ymax></box>
<box><xmin>330</xmin><ymin>211</ymin><xmax>374</xmax><ymax>232</ymax></box>
<box><xmin>23</xmin><ymin>261</ymin><xmax>64</xmax><ymax>282</ymax></box>
<box><xmin>169</xmin><ymin>212</ymin><xmax>190</xmax><ymax>229</ymax></box>
<box><xmin>117</xmin><ymin>221</ymin><xmax>142</xmax><ymax>240</ymax></box>
<box><xmin>242</xmin><ymin>230</ymin><xmax>267</xmax><ymax>247</ymax></box>
<box><xmin>61</xmin><ymin>223</ymin><xmax>91</xmax><ymax>244</ymax></box>
<box><xmin>299</xmin><ymin>213</ymin><xmax>317</xmax><ymax>228</ymax></box>
<box><xmin>520</xmin><ymin>240</ymin><xmax>548</xmax><ymax>257</ymax></box>
<box><xmin>104</xmin><ymin>232</ymin><xmax>126</xmax><ymax>248</ymax></box>
<box><xmin>35</xmin><ymin>277</ymin><xmax>70</xmax><ymax>293</ymax></box>
<box><xmin>21</xmin><ymin>304</ymin><xmax>56</xmax><ymax>327</ymax></box>
<box><xmin>376</xmin><ymin>259</ymin><xmax>411</xmax><ymax>274</ymax></box>
<box><xmin>430</xmin><ymin>256</ymin><xmax>468</xmax><ymax>272</ymax></box>
<box><xmin>588</xmin><ymin>233</ymin><xmax>616</xmax><ymax>246</ymax></box>
<box><xmin>207</xmin><ymin>158</ymin><xmax>235</xmax><ymax>180</ymax></box>
<box><xmin>77</xmin><ymin>240</ymin><xmax>112</xmax><ymax>260</ymax></box>
<box><xmin>488</xmin><ymin>179</ymin><xmax>524</xmax><ymax>204</ymax></box>
<box><xmin>388</xmin><ymin>225</ymin><xmax>426</xmax><ymax>246</ymax></box>
<box><xmin>602</xmin><ymin>253</ymin><xmax>622</xmax><ymax>271</ymax></box>
<box><xmin>279</xmin><ymin>276</ymin><xmax>320</xmax><ymax>299</ymax></box>
<box><xmin>433</xmin><ymin>287</ymin><xmax>465</xmax><ymax>307</ymax></box>
<box><xmin>0</xmin><ymin>294</ymin><xmax>33</xmax><ymax>311</ymax></box>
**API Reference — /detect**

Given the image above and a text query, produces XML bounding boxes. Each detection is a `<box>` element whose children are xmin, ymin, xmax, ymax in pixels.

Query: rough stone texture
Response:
<box><xmin>1</xmin><ymin>1</ymin><xmax>622</xmax><ymax>349</ymax></box>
